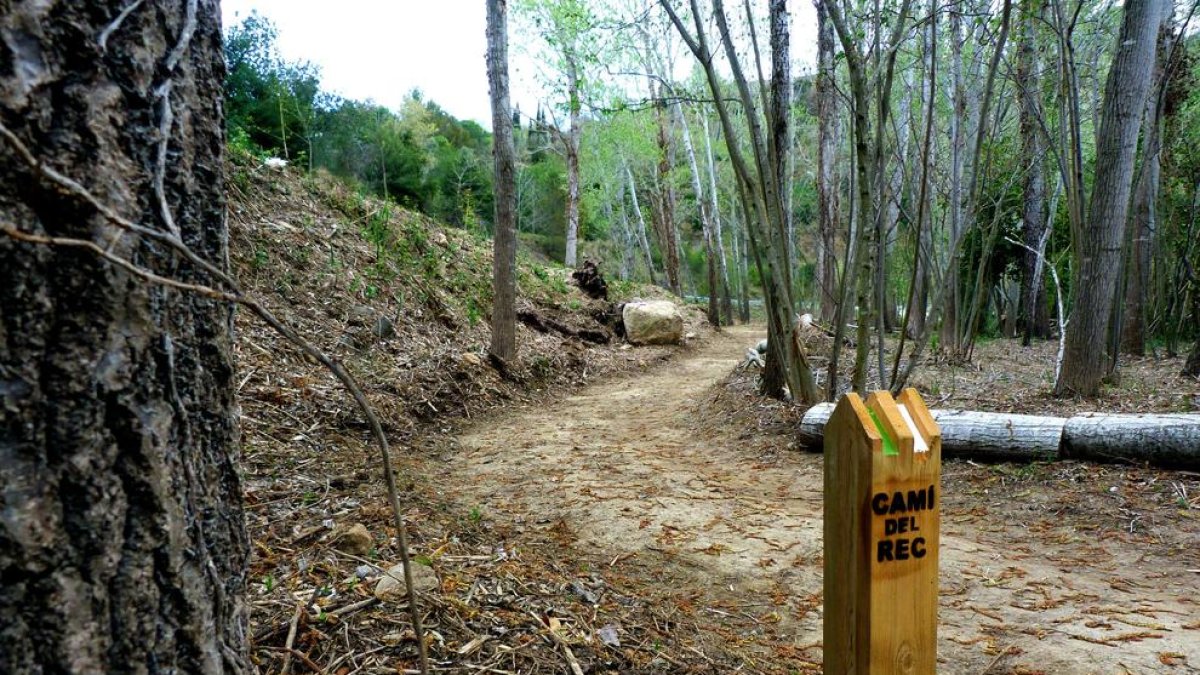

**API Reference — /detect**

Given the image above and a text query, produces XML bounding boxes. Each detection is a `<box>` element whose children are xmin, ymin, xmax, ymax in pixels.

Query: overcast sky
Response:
<box><xmin>220</xmin><ymin>1</ymin><xmax>818</xmax><ymax>126</ymax></box>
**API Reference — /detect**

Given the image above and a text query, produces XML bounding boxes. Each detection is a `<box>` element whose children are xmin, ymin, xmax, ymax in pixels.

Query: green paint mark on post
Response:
<box><xmin>868</xmin><ymin>408</ymin><xmax>899</xmax><ymax>456</ymax></box>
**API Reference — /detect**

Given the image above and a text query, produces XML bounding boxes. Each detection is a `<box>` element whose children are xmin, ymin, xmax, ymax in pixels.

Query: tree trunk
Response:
<box><xmin>905</xmin><ymin>5</ymin><xmax>936</xmax><ymax>340</ymax></box>
<box><xmin>1121</xmin><ymin>17</ymin><xmax>1172</xmax><ymax>357</ymax></box>
<box><xmin>732</xmin><ymin>204</ymin><xmax>752</xmax><ymax>323</ymax></box>
<box><xmin>1056</xmin><ymin>0</ymin><xmax>1164</xmax><ymax>397</ymax></box>
<box><xmin>815</xmin><ymin>0</ymin><xmax>841</xmax><ymax>324</ymax></box>
<box><xmin>624</xmin><ymin>163</ymin><xmax>658</xmax><ymax>285</ymax></box>
<box><xmin>799</xmin><ymin>404</ymin><xmax>1066</xmax><ymax>462</ymax></box>
<box><xmin>0</xmin><ymin>2</ymin><xmax>248</xmax><ymax>672</ymax></box>
<box><xmin>653</xmin><ymin>99</ymin><xmax>682</xmax><ymax>295</ymax></box>
<box><xmin>564</xmin><ymin>66</ymin><xmax>582</xmax><ymax>268</ymax></box>
<box><xmin>673</xmin><ymin>102</ymin><xmax>721</xmax><ymax>326</ymax></box>
<box><xmin>662</xmin><ymin>0</ymin><xmax>819</xmax><ymax>403</ymax></box>
<box><xmin>702</xmin><ymin>112</ymin><xmax>735</xmax><ymax>325</ymax></box>
<box><xmin>488</xmin><ymin>0</ymin><xmax>519</xmax><ymax>363</ymax></box>
<box><xmin>941</xmin><ymin>5</ymin><xmax>967</xmax><ymax>355</ymax></box>
<box><xmin>1018</xmin><ymin>0</ymin><xmax>1051</xmax><ymax>345</ymax></box>
<box><xmin>614</xmin><ymin>187</ymin><xmax>635</xmax><ymax>280</ymax></box>
<box><xmin>883</xmin><ymin>73</ymin><xmax>913</xmax><ymax>334</ymax></box>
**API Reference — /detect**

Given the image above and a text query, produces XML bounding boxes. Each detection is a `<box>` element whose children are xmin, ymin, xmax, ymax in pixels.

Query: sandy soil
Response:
<box><xmin>444</xmin><ymin>325</ymin><xmax>1200</xmax><ymax>674</ymax></box>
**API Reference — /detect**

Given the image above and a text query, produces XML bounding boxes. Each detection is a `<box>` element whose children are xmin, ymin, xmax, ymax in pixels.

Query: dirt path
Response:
<box><xmin>443</xmin><ymin>326</ymin><xmax>1200</xmax><ymax>673</ymax></box>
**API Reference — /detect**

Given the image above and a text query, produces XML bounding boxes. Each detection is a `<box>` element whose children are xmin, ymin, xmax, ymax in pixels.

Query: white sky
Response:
<box><xmin>220</xmin><ymin>1</ymin><xmax>818</xmax><ymax>126</ymax></box>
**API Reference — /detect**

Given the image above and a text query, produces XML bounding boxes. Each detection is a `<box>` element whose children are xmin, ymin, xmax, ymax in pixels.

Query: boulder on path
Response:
<box><xmin>622</xmin><ymin>301</ymin><xmax>684</xmax><ymax>346</ymax></box>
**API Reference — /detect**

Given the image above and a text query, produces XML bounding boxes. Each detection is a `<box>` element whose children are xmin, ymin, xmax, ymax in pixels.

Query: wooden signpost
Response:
<box><xmin>824</xmin><ymin>388</ymin><xmax>942</xmax><ymax>674</ymax></box>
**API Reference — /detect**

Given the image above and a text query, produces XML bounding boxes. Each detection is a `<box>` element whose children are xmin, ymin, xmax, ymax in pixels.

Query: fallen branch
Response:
<box><xmin>280</xmin><ymin>602</ymin><xmax>304</xmax><ymax>675</ymax></box>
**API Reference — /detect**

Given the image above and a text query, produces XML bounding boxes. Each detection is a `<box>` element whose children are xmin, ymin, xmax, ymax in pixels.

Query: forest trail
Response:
<box><xmin>442</xmin><ymin>326</ymin><xmax>1199</xmax><ymax>674</ymax></box>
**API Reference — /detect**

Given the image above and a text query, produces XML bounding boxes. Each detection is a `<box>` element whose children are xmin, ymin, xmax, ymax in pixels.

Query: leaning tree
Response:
<box><xmin>0</xmin><ymin>2</ymin><xmax>249</xmax><ymax>671</ymax></box>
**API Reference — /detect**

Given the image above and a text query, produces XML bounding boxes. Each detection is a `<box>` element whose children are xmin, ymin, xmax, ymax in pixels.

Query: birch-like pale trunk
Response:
<box><xmin>624</xmin><ymin>162</ymin><xmax>658</xmax><ymax>285</ymax></box>
<box><xmin>941</xmin><ymin>6</ymin><xmax>966</xmax><ymax>354</ymax></box>
<box><xmin>673</xmin><ymin>100</ymin><xmax>721</xmax><ymax>325</ymax></box>
<box><xmin>702</xmin><ymin>112</ymin><xmax>735</xmax><ymax>324</ymax></box>
<box><xmin>661</xmin><ymin>0</ymin><xmax>820</xmax><ymax>403</ymax></box>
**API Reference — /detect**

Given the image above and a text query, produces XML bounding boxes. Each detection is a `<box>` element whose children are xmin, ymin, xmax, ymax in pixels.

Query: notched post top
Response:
<box><xmin>823</xmin><ymin>388</ymin><xmax>942</xmax><ymax>675</ymax></box>
<box><xmin>831</xmin><ymin>388</ymin><xmax>941</xmax><ymax>460</ymax></box>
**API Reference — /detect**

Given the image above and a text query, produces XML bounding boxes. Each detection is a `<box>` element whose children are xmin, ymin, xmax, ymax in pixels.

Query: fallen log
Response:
<box><xmin>798</xmin><ymin>403</ymin><xmax>1200</xmax><ymax>468</ymax></box>
<box><xmin>1062</xmin><ymin>413</ymin><xmax>1200</xmax><ymax>468</ymax></box>
<box><xmin>798</xmin><ymin>404</ymin><xmax>1063</xmax><ymax>461</ymax></box>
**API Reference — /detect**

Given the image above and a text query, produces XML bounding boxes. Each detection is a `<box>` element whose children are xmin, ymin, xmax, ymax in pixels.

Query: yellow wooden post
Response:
<box><xmin>823</xmin><ymin>388</ymin><xmax>942</xmax><ymax>674</ymax></box>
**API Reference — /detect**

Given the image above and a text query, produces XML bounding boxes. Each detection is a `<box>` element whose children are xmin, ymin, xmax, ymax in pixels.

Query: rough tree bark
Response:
<box><xmin>489</xmin><ymin>0</ymin><xmax>519</xmax><ymax>362</ymax></box>
<box><xmin>1121</xmin><ymin>12</ymin><xmax>1172</xmax><ymax>357</ymax></box>
<box><xmin>1056</xmin><ymin>0</ymin><xmax>1164</xmax><ymax>397</ymax></box>
<box><xmin>1018</xmin><ymin>0</ymin><xmax>1051</xmax><ymax>345</ymax></box>
<box><xmin>0</xmin><ymin>2</ymin><xmax>249</xmax><ymax>672</ymax></box>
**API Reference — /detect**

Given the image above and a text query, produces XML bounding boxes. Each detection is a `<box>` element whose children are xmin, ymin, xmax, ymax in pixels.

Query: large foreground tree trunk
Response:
<box><xmin>0</xmin><ymin>2</ymin><xmax>249</xmax><ymax>672</ymax></box>
<box><xmin>1056</xmin><ymin>0</ymin><xmax>1164</xmax><ymax>396</ymax></box>
<box><xmin>488</xmin><ymin>0</ymin><xmax>519</xmax><ymax>362</ymax></box>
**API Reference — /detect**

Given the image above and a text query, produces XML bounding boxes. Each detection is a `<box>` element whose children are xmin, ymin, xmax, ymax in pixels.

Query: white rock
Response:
<box><xmin>263</xmin><ymin>157</ymin><xmax>289</xmax><ymax>169</ymax></box>
<box><xmin>622</xmin><ymin>301</ymin><xmax>684</xmax><ymax>346</ymax></box>
<box><xmin>374</xmin><ymin>562</ymin><xmax>439</xmax><ymax>601</ymax></box>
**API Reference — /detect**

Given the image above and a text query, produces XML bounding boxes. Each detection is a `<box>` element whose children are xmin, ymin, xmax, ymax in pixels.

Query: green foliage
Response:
<box><xmin>223</xmin><ymin>15</ymin><xmax>497</xmax><ymax>234</ymax></box>
<box><xmin>224</xmin><ymin>12</ymin><xmax>322</xmax><ymax>162</ymax></box>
